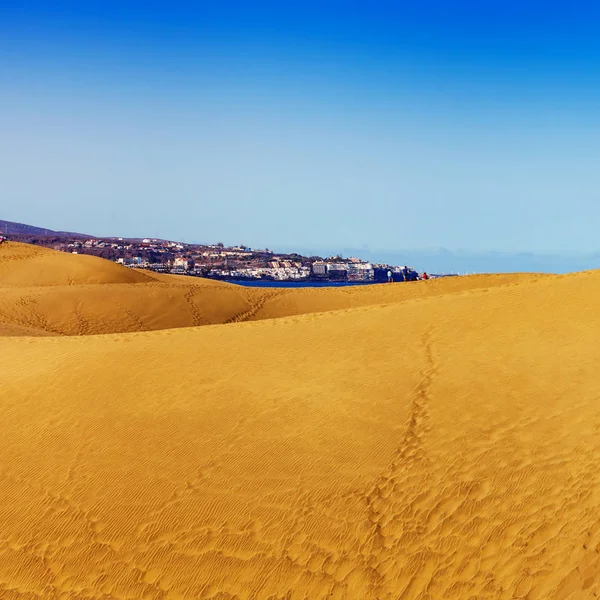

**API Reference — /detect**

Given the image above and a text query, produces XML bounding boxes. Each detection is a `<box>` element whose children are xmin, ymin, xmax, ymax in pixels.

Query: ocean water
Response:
<box><xmin>223</xmin><ymin>279</ymin><xmax>381</xmax><ymax>288</ymax></box>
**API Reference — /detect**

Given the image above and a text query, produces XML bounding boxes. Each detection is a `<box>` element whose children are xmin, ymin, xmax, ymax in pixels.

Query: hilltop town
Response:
<box><xmin>3</xmin><ymin>231</ymin><xmax>423</xmax><ymax>282</ymax></box>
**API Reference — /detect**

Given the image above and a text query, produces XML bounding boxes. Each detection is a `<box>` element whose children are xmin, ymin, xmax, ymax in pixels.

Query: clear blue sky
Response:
<box><xmin>2</xmin><ymin>1</ymin><xmax>600</xmax><ymax>263</ymax></box>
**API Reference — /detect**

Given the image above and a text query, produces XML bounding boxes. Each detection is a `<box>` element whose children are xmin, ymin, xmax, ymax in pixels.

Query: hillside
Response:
<box><xmin>1</xmin><ymin>266</ymin><xmax>600</xmax><ymax>598</ymax></box>
<box><xmin>0</xmin><ymin>218</ymin><xmax>88</xmax><ymax>237</ymax></box>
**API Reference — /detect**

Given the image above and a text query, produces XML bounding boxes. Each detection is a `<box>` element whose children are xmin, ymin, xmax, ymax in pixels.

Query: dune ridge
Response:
<box><xmin>2</xmin><ymin>241</ymin><xmax>600</xmax><ymax>598</ymax></box>
<box><xmin>0</xmin><ymin>242</ymin><xmax>551</xmax><ymax>336</ymax></box>
<box><xmin>0</xmin><ymin>242</ymin><xmax>151</xmax><ymax>287</ymax></box>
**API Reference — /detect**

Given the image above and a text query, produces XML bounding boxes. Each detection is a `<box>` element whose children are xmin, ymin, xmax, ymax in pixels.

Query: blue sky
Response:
<box><xmin>2</xmin><ymin>1</ymin><xmax>600</xmax><ymax>270</ymax></box>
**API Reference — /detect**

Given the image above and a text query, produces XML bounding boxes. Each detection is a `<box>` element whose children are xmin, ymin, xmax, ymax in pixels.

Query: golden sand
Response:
<box><xmin>1</xmin><ymin>242</ymin><xmax>600</xmax><ymax>599</ymax></box>
<box><xmin>0</xmin><ymin>242</ymin><xmax>150</xmax><ymax>287</ymax></box>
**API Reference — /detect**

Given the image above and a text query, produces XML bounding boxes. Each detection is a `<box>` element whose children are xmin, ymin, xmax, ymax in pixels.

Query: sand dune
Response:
<box><xmin>0</xmin><ymin>242</ymin><xmax>551</xmax><ymax>336</ymax></box>
<box><xmin>0</xmin><ymin>282</ymin><xmax>254</xmax><ymax>335</ymax></box>
<box><xmin>249</xmin><ymin>271</ymin><xmax>551</xmax><ymax>323</ymax></box>
<box><xmin>2</xmin><ymin>243</ymin><xmax>600</xmax><ymax>598</ymax></box>
<box><xmin>0</xmin><ymin>321</ymin><xmax>52</xmax><ymax>336</ymax></box>
<box><xmin>0</xmin><ymin>243</ymin><xmax>253</xmax><ymax>333</ymax></box>
<box><xmin>0</xmin><ymin>242</ymin><xmax>151</xmax><ymax>287</ymax></box>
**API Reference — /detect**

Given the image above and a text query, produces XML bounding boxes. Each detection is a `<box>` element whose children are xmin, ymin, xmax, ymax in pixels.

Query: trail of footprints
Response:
<box><xmin>225</xmin><ymin>290</ymin><xmax>283</xmax><ymax>324</ymax></box>
<box><xmin>362</xmin><ymin>329</ymin><xmax>436</xmax><ymax>598</ymax></box>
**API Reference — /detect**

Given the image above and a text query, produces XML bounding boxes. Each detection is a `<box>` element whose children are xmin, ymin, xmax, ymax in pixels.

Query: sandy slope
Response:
<box><xmin>249</xmin><ymin>272</ymin><xmax>551</xmax><ymax>323</ymax></box>
<box><xmin>0</xmin><ymin>322</ymin><xmax>52</xmax><ymax>336</ymax></box>
<box><xmin>2</xmin><ymin>262</ymin><xmax>600</xmax><ymax>598</ymax></box>
<box><xmin>0</xmin><ymin>243</ymin><xmax>253</xmax><ymax>333</ymax></box>
<box><xmin>0</xmin><ymin>283</ymin><xmax>253</xmax><ymax>335</ymax></box>
<box><xmin>0</xmin><ymin>242</ymin><xmax>151</xmax><ymax>287</ymax></box>
<box><xmin>0</xmin><ymin>242</ymin><xmax>551</xmax><ymax>336</ymax></box>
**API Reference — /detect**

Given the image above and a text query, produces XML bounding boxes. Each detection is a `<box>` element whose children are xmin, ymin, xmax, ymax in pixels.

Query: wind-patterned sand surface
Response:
<box><xmin>2</xmin><ymin>248</ymin><xmax>600</xmax><ymax>598</ymax></box>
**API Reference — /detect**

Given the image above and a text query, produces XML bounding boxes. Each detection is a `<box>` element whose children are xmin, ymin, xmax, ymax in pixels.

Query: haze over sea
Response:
<box><xmin>2</xmin><ymin>1</ymin><xmax>600</xmax><ymax>272</ymax></box>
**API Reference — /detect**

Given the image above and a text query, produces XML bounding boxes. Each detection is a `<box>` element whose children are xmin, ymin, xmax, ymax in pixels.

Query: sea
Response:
<box><xmin>223</xmin><ymin>279</ymin><xmax>378</xmax><ymax>288</ymax></box>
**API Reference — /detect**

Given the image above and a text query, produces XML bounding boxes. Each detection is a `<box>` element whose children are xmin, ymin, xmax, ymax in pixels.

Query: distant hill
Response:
<box><xmin>0</xmin><ymin>219</ymin><xmax>90</xmax><ymax>238</ymax></box>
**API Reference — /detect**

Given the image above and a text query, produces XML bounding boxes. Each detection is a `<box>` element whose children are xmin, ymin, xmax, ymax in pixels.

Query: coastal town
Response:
<box><xmin>3</xmin><ymin>231</ymin><xmax>426</xmax><ymax>282</ymax></box>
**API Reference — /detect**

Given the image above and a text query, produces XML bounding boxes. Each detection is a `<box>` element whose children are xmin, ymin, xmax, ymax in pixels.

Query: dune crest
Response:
<box><xmin>0</xmin><ymin>241</ymin><xmax>151</xmax><ymax>287</ymax></box>
<box><xmin>0</xmin><ymin>242</ymin><xmax>550</xmax><ymax>336</ymax></box>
